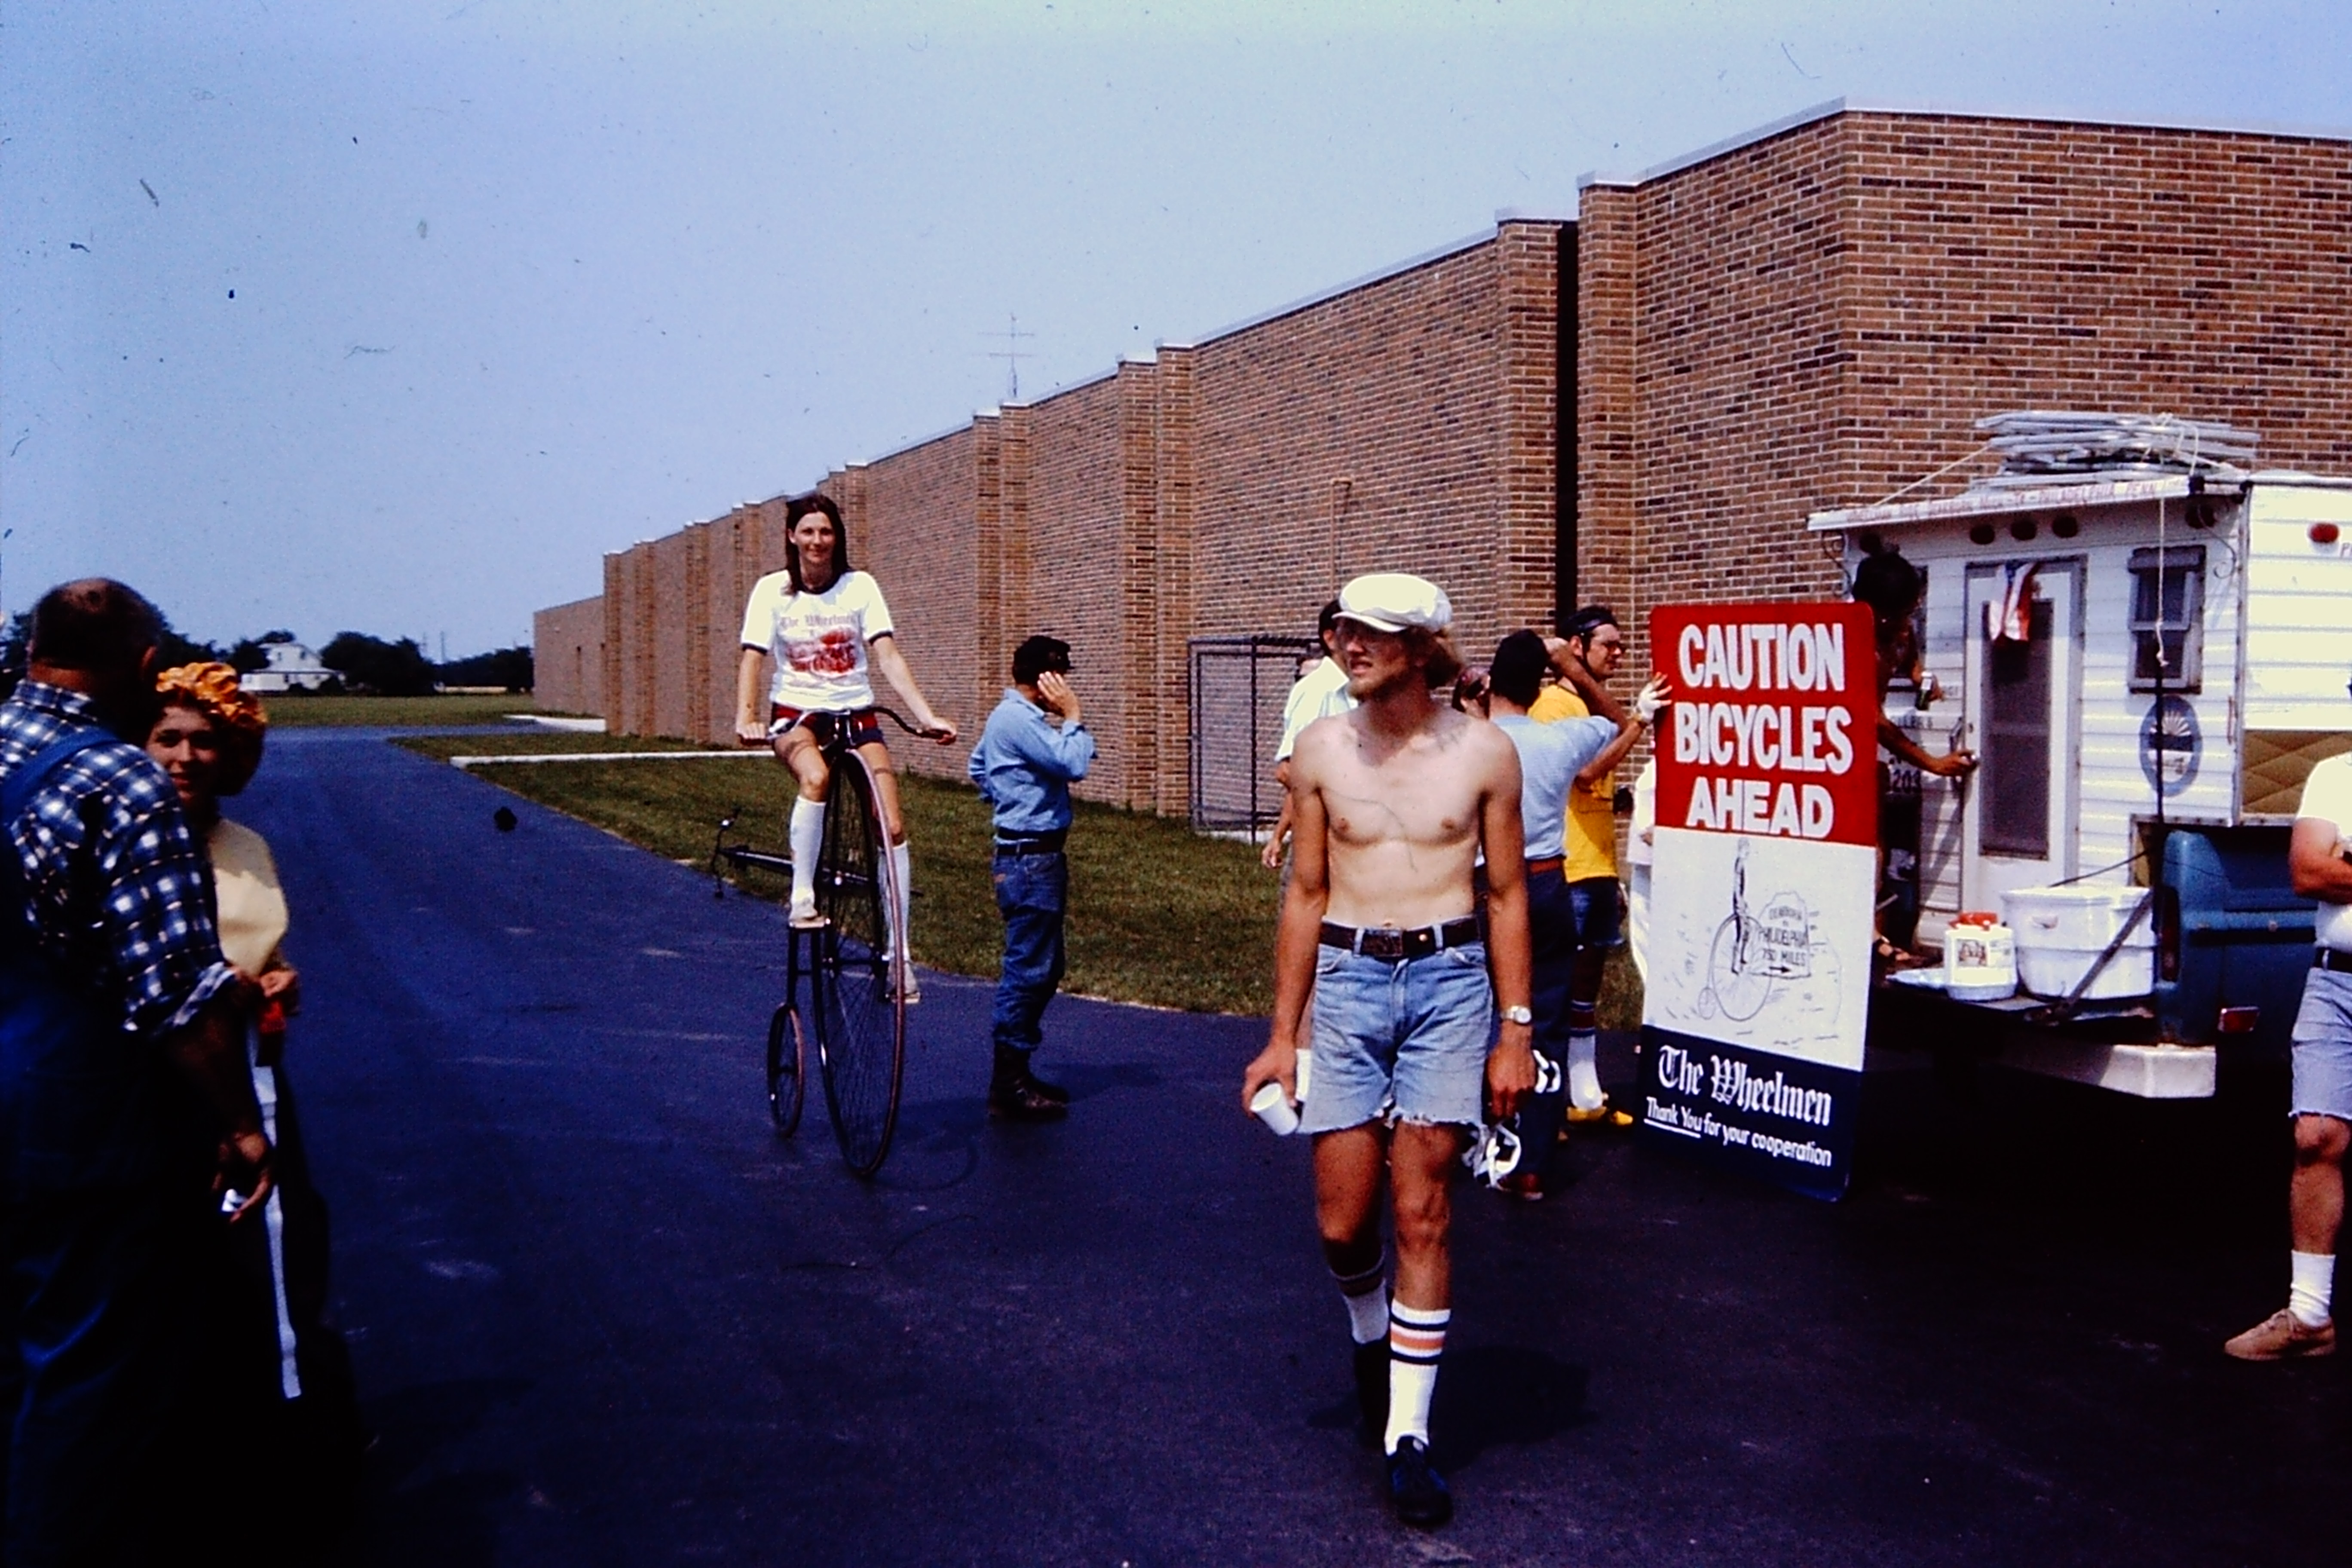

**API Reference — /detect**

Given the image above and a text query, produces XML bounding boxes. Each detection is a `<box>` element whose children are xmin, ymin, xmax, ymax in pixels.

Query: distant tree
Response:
<box><xmin>0</xmin><ymin>605</ymin><xmax>215</xmax><ymax>700</ymax></box>
<box><xmin>154</xmin><ymin>616</ymin><xmax>219</xmax><ymax>671</ymax></box>
<box><xmin>436</xmin><ymin>646</ymin><xmax>534</xmax><ymax>692</ymax></box>
<box><xmin>320</xmin><ymin>631</ymin><xmax>436</xmax><ymax>696</ymax></box>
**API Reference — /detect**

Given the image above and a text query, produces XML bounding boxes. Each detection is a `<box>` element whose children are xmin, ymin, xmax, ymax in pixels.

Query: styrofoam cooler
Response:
<box><xmin>1999</xmin><ymin>885</ymin><xmax>2155</xmax><ymax>1000</ymax></box>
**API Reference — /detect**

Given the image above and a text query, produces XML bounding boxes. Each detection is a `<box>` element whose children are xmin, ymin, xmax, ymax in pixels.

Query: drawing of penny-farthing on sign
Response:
<box><xmin>1642</xmin><ymin>604</ymin><xmax>1879</xmax><ymax>1200</ymax></box>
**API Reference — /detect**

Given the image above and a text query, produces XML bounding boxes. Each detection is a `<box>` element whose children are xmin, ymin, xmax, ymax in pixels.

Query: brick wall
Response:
<box><xmin>1577</xmin><ymin>110</ymin><xmax>2352</xmax><ymax>697</ymax></box>
<box><xmin>544</xmin><ymin>106</ymin><xmax>2349</xmax><ymax>821</ymax></box>
<box><xmin>531</xmin><ymin>594</ymin><xmax>603</xmax><ymax>715</ymax></box>
<box><xmin>856</xmin><ymin>427</ymin><xmax>981</xmax><ymax>778</ymax></box>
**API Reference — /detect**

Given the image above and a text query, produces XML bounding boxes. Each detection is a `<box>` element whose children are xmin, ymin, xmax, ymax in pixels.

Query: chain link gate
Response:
<box><xmin>1187</xmin><ymin>635</ymin><xmax>1322</xmax><ymax>833</ymax></box>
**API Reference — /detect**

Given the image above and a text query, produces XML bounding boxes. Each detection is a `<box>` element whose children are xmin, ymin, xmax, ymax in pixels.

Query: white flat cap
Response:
<box><xmin>1337</xmin><ymin>573</ymin><xmax>1452</xmax><ymax>634</ymax></box>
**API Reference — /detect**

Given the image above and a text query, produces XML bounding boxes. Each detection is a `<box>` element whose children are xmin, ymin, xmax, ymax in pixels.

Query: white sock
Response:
<box><xmin>1332</xmin><ymin>1253</ymin><xmax>1389</xmax><ymax>1345</ymax></box>
<box><xmin>788</xmin><ymin>798</ymin><xmax>824</xmax><ymax>909</ymax></box>
<box><xmin>888</xmin><ymin>841</ymin><xmax>913</xmax><ymax>958</ymax></box>
<box><xmin>1384</xmin><ymin>1302</ymin><xmax>1449</xmax><ymax>1454</ymax></box>
<box><xmin>2289</xmin><ymin>1250</ymin><xmax>2335</xmax><ymax>1328</ymax></box>
<box><xmin>1567</xmin><ymin>1029</ymin><xmax>1604</xmax><ymax>1111</ymax></box>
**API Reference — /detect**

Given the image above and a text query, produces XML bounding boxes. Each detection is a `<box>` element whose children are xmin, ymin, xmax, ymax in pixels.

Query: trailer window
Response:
<box><xmin>1983</xmin><ymin>597</ymin><xmax>2052</xmax><ymax>858</ymax></box>
<box><xmin>2128</xmin><ymin>545</ymin><xmax>2204</xmax><ymax>694</ymax></box>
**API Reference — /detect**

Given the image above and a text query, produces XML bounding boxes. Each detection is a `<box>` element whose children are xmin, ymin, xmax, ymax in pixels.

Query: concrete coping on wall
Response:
<box><xmin>1579</xmin><ymin>95</ymin><xmax>2352</xmax><ymax>193</ymax></box>
<box><xmin>1167</xmin><ymin>216</ymin><xmax>1569</xmax><ymax>352</ymax></box>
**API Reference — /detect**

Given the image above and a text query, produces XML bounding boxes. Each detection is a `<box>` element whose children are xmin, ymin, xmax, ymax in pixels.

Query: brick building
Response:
<box><xmin>535</xmin><ymin>101</ymin><xmax>2351</xmax><ymax>815</ymax></box>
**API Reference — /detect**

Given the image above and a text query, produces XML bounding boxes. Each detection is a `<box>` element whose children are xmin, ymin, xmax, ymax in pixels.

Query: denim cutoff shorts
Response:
<box><xmin>1300</xmin><ymin>939</ymin><xmax>1494</xmax><ymax>1135</ymax></box>
<box><xmin>2290</xmin><ymin>965</ymin><xmax>2352</xmax><ymax>1123</ymax></box>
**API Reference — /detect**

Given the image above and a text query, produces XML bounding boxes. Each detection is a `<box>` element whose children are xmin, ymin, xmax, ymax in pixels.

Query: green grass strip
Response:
<box><xmin>391</xmin><ymin>736</ymin><xmax>1644</xmax><ymax>1024</ymax></box>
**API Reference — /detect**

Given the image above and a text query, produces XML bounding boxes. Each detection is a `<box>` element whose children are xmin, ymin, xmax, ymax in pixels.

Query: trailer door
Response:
<box><xmin>1961</xmin><ymin>561</ymin><xmax>2081</xmax><ymax>908</ymax></box>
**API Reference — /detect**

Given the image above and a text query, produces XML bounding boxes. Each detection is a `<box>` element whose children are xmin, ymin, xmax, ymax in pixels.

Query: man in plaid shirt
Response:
<box><xmin>1</xmin><ymin>579</ymin><xmax>273</xmax><ymax>1562</ymax></box>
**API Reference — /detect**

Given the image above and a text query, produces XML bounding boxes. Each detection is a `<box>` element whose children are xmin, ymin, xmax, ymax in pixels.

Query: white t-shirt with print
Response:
<box><xmin>738</xmin><ymin>569</ymin><xmax>896</xmax><ymax>712</ymax></box>
<box><xmin>2298</xmin><ymin>752</ymin><xmax>2352</xmax><ymax>953</ymax></box>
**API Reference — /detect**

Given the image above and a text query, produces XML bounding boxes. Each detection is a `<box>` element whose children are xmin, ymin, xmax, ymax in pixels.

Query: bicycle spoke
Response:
<box><xmin>811</xmin><ymin>754</ymin><xmax>906</xmax><ymax>1176</ymax></box>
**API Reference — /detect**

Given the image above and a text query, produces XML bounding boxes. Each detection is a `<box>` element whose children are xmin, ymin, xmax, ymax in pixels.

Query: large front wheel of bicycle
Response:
<box><xmin>810</xmin><ymin>750</ymin><xmax>907</xmax><ymax>1178</ymax></box>
<box><xmin>766</xmin><ymin>1001</ymin><xmax>806</xmax><ymax>1137</ymax></box>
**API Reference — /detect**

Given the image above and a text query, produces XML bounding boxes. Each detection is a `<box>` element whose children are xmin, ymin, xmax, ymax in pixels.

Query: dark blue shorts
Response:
<box><xmin>1567</xmin><ymin>876</ymin><xmax>1624</xmax><ymax>952</ymax></box>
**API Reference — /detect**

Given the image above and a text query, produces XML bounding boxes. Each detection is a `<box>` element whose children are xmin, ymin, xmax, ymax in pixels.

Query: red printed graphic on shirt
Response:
<box><xmin>788</xmin><ymin>626</ymin><xmax>861</xmax><ymax>677</ymax></box>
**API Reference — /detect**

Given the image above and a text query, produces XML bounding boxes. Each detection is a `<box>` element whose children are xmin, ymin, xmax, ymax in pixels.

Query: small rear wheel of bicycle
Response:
<box><xmin>766</xmin><ymin>1001</ymin><xmax>806</xmax><ymax>1137</ymax></box>
<box><xmin>810</xmin><ymin>750</ymin><xmax>907</xmax><ymax>1178</ymax></box>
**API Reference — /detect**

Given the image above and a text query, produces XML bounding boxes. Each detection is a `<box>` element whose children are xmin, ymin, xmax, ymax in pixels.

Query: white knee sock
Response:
<box><xmin>1332</xmin><ymin>1253</ymin><xmax>1390</xmax><ymax>1346</ymax></box>
<box><xmin>788</xmin><ymin>797</ymin><xmax>824</xmax><ymax>910</ymax></box>
<box><xmin>888</xmin><ymin>841</ymin><xmax>913</xmax><ymax>958</ymax></box>
<box><xmin>1384</xmin><ymin>1302</ymin><xmax>1449</xmax><ymax>1455</ymax></box>
<box><xmin>2289</xmin><ymin>1251</ymin><xmax>2335</xmax><ymax>1328</ymax></box>
<box><xmin>1567</xmin><ymin>1028</ymin><xmax>1604</xmax><ymax>1111</ymax></box>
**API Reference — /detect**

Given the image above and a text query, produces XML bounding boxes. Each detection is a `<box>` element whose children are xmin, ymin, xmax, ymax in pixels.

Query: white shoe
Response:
<box><xmin>888</xmin><ymin>959</ymin><xmax>921</xmax><ymax>1004</ymax></box>
<box><xmin>788</xmin><ymin>891</ymin><xmax>824</xmax><ymax>928</ymax></box>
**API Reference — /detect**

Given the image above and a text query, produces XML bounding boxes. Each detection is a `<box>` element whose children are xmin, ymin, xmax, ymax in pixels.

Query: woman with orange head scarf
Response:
<box><xmin>147</xmin><ymin>663</ymin><xmax>364</xmax><ymax>1518</ymax></box>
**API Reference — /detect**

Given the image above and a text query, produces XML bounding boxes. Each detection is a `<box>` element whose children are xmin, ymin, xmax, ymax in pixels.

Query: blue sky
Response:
<box><xmin>4</xmin><ymin>0</ymin><xmax>2345</xmax><ymax>654</ymax></box>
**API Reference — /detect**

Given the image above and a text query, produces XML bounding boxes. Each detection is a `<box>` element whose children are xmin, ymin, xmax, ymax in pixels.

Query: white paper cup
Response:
<box><xmin>1250</xmin><ymin>1082</ymin><xmax>1301</xmax><ymax>1136</ymax></box>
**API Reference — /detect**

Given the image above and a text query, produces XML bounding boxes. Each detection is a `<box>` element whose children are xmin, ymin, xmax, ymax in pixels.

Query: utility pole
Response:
<box><xmin>984</xmin><ymin>314</ymin><xmax>1036</xmax><ymax>403</ymax></box>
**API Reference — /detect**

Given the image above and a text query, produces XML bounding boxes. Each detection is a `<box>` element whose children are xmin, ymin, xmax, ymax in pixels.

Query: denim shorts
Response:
<box><xmin>1300</xmin><ymin>939</ymin><xmax>1494</xmax><ymax>1135</ymax></box>
<box><xmin>2290</xmin><ymin>965</ymin><xmax>2352</xmax><ymax>1123</ymax></box>
<box><xmin>1568</xmin><ymin>876</ymin><xmax>1623</xmax><ymax>951</ymax></box>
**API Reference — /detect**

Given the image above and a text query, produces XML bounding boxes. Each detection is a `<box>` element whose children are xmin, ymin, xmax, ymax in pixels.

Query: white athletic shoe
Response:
<box><xmin>788</xmin><ymin>891</ymin><xmax>824</xmax><ymax>928</ymax></box>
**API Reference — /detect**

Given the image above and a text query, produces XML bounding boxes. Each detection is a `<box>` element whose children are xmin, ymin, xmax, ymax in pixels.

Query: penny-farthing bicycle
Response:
<box><xmin>712</xmin><ymin>705</ymin><xmax>928</xmax><ymax>1178</ymax></box>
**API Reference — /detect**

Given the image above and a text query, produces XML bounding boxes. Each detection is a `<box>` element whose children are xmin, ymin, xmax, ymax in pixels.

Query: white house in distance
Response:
<box><xmin>241</xmin><ymin>640</ymin><xmax>336</xmax><ymax>693</ymax></box>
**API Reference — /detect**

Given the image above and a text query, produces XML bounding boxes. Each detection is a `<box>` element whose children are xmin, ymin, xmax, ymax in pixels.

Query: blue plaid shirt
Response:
<box><xmin>1</xmin><ymin>680</ymin><xmax>235</xmax><ymax>1038</ymax></box>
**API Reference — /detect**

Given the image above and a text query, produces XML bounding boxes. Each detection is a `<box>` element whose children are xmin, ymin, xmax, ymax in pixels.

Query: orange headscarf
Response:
<box><xmin>155</xmin><ymin>662</ymin><xmax>268</xmax><ymax>796</ymax></box>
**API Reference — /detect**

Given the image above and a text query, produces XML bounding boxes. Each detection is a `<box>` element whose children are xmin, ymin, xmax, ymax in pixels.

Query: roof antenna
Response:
<box><xmin>985</xmin><ymin>313</ymin><xmax>1036</xmax><ymax>403</ymax></box>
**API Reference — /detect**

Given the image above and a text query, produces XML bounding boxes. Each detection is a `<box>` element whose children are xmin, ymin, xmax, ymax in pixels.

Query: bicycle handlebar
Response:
<box><xmin>866</xmin><ymin>704</ymin><xmax>946</xmax><ymax>740</ymax></box>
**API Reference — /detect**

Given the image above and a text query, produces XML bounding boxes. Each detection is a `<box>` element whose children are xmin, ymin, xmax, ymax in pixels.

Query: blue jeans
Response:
<box><xmin>1527</xmin><ymin>864</ymin><xmax>1577</xmax><ymax>1062</ymax></box>
<box><xmin>991</xmin><ymin>850</ymin><xmax>1068</xmax><ymax>1054</ymax></box>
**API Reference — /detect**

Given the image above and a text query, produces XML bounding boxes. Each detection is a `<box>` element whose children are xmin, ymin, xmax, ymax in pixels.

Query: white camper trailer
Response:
<box><xmin>1810</xmin><ymin>459</ymin><xmax>2352</xmax><ymax>1099</ymax></box>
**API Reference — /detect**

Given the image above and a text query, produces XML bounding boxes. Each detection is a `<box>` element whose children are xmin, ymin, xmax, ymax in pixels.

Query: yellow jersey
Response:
<box><xmin>1528</xmin><ymin>685</ymin><xmax>1617</xmax><ymax>881</ymax></box>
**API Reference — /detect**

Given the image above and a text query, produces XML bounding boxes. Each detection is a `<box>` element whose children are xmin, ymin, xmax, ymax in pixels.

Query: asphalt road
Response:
<box><xmin>246</xmin><ymin>727</ymin><xmax>2344</xmax><ymax>1567</ymax></box>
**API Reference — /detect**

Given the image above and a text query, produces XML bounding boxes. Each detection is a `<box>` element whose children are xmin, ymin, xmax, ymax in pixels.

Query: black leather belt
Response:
<box><xmin>1319</xmin><ymin>916</ymin><xmax>1482</xmax><ymax>962</ymax></box>
<box><xmin>2318</xmin><ymin>948</ymin><xmax>2352</xmax><ymax>975</ymax></box>
<box><xmin>994</xmin><ymin>831</ymin><xmax>1067</xmax><ymax>857</ymax></box>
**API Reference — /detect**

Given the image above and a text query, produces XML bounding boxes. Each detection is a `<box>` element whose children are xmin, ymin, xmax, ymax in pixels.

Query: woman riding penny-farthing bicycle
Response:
<box><xmin>731</xmin><ymin>493</ymin><xmax>956</xmax><ymax>1176</ymax></box>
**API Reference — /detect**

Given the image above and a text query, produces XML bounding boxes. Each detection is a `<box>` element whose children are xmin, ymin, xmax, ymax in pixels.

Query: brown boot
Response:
<box><xmin>989</xmin><ymin>1047</ymin><xmax>1067</xmax><ymax>1121</ymax></box>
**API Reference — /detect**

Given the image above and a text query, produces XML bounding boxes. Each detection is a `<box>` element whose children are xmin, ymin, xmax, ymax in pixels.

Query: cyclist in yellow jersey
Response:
<box><xmin>1527</xmin><ymin>606</ymin><xmax>1651</xmax><ymax>1125</ymax></box>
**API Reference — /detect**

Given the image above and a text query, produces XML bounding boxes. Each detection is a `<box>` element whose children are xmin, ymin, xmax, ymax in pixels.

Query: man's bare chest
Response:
<box><xmin>1322</xmin><ymin>751</ymin><xmax>1482</xmax><ymax>851</ymax></box>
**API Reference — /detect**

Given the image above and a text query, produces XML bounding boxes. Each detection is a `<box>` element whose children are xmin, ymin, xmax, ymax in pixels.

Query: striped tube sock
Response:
<box><xmin>1384</xmin><ymin>1302</ymin><xmax>1449</xmax><ymax>1455</ymax></box>
<box><xmin>1332</xmin><ymin>1253</ymin><xmax>1390</xmax><ymax>1345</ymax></box>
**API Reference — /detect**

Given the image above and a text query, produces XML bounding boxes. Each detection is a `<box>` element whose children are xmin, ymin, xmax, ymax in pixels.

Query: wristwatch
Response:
<box><xmin>1501</xmin><ymin>1005</ymin><xmax>1534</xmax><ymax>1026</ymax></box>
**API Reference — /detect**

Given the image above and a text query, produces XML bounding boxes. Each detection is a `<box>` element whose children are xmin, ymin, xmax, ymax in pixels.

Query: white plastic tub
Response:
<box><xmin>2000</xmin><ymin>885</ymin><xmax>2156</xmax><ymax>1001</ymax></box>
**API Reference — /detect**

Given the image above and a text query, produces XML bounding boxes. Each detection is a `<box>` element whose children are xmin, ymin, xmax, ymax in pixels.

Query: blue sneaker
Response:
<box><xmin>1386</xmin><ymin>1436</ymin><xmax>1452</xmax><ymax>1528</ymax></box>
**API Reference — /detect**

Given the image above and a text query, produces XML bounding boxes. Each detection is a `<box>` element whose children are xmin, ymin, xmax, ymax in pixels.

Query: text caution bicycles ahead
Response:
<box><xmin>1642</xmin><ymin>603</ymin><xmax>1879</xmax><ymax>1200</ymax></box>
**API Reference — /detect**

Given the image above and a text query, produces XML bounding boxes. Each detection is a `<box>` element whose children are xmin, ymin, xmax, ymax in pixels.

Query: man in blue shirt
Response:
<box><xmin>1484</xmin><ymin>630</ymin><xmax>1661</xmax><ymax>1197</ymax></box>
<box><xmin>968</xmin><ymin>636</ymin><xmax>1096</xmax><ymax>1121</ymax></box>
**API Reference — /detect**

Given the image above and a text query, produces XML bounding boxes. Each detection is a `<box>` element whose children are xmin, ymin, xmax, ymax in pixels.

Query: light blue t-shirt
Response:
<box><xmin>1491</xmin><ymin>712</ymin><xmax>1618</xmax><ymax>862</ymax></box>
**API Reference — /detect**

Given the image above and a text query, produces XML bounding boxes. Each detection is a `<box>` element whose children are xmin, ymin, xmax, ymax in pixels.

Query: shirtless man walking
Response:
<box><xmin>1242</xmin><ymin>572</ymin><xmax>1536</xmax><ymax>1529</ymax></box>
